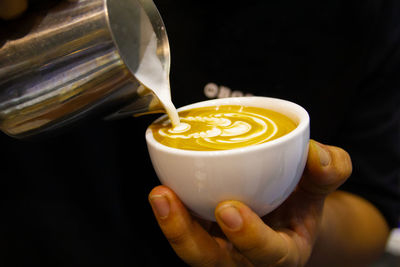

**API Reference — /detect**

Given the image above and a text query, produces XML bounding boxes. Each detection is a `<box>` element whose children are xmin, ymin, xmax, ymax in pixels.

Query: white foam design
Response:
<box><xmin>169</xmin><ymin>123</ymin><xmax>190</xmax><ymax>133</ymax></box>
<box><xmin>157</xmin><ymin>110</ymin><xmax>280</xmax><ymax>147</ymax></box>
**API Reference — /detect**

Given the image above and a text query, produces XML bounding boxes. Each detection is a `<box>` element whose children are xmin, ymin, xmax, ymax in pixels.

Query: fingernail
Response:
<box><xmin>150</xmin><ymin>195</ymin><xmax>170</xmax><ymax>219</ymax></box>
<box><xmin>217</xmin><ymin>205</ymin><xmax>243</xmax><ymax>230</ymax></box>
<box><xmin>314</xmin><ymin>141</ymin><xmax>331</xmax><ymax>166</ymax></box>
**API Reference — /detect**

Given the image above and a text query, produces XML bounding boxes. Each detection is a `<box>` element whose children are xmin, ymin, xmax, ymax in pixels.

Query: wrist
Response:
<box><xmin>307</xmin><ymin>190</ymin><xmax>390</xmax><ymax>267</ymax></box>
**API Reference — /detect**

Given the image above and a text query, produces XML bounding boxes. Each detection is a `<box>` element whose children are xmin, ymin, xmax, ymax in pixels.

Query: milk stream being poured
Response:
<box><xmin>135</xmin><ymin>32</ymin><xmax>180</xmax><ymax>127</ymax></box>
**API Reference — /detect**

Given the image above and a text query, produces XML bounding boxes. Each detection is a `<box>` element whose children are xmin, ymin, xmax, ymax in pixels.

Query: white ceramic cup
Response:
<box><xmin>146</xmin><ymin>96</ymin><xmax>310</xmax><ymax>221</ymax></box>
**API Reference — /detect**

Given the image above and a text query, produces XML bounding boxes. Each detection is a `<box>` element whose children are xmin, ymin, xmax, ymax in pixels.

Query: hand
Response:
<box><xmin>148</xmin><ymin>140</ymin><xmax>352</xmax><ymax>266</ymax></box>
<box><xmin>0</xmin><ymin>0</ymin><xmax>28</xmax><ymax>20</ymax></box>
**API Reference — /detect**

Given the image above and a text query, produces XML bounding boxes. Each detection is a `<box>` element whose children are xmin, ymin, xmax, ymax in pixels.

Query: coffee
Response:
<box><xmin>150</xmin><ymin>105</ymin><xmax>297</xmax><ymax>151</ymax></box>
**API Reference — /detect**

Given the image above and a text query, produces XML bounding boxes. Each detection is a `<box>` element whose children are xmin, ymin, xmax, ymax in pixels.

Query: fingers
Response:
<box><xmin>148</xmin><ymin>186</ymin><xmax>232</xmax><ymax>267</ymax></box>
<box><xmin>215</xmin><ymin>201</ymin><xmax>299</xmax><ymax>266</ymax></box>
<box><xmin>299</xmin><ymin>140</ymin><xmax>352</xmax><ymax>198</ymax></box>
<box><xmin>149</xmin><ymin>141</ymin><xmax>352</xmax><ymax>266</ymax></box>
<box><xmin>0</xmin><ymin>0</ymin><xmax>28</xmax><ymax>20</ymax></box>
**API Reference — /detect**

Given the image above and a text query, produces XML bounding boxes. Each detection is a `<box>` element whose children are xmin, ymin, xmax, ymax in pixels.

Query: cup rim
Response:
<box><xmin>145</xmin><ymin>96</ymin><xmax>310</xmax><ymax>156</ymax></box>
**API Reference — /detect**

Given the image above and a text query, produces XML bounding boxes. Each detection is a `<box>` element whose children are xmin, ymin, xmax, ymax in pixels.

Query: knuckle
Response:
<box><xmin>233</xmin><ymin>229</ymin><xmax>267</xmax><ymax>257</ymax></box>
<box><xmin>195</xmin><ymin>255</ymin><xmax>222</xmax><ymax>267</ymax></box>
<box><xmin>238</xmin><ymin>241</ymin><xmax>261</xmax><ymax>257</ymax></box>
<box><xmin>164</xmin><ymin>228</ymin><xmax>190</xmax><ymax>246</ymax></box>
<box><xmin>236</xmin><ymin>240</ymin><xmax>272</xmax><ymax>265</ymax></box>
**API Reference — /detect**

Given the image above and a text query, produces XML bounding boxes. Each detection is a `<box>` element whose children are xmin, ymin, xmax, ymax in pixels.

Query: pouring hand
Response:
<box><xmin>0</xmin><ymin>0</ymin><xmax>28</xmax><ymax>20</ymax></box>
<box><xmin>149</xmin><ymin>140</ymin><xmax>389</xmax><ymax>266</ymax></box>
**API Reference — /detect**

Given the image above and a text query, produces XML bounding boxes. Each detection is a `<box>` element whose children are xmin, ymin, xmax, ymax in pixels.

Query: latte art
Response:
<box><xmin>150</xmin><ymin>105</ymin><xmax>297</xmax><ymax>151</ymax></box>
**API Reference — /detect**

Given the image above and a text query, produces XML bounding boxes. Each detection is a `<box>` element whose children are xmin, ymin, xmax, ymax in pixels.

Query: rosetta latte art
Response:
<box><xmin>150</xmin><ymin>105</ymin><xmax>297</xmax><ymax>151</ymax></box>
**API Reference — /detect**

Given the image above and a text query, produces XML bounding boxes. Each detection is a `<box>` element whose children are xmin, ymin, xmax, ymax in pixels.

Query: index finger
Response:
<box><xmin>215</xmin><ymin>200</ymin><xmax>301</xmax><ymax>266</ymax></box>
<box><xmin>148</xmin><ymin>186</ymin><xmax>234</xmax><ymax>267</ymax></box>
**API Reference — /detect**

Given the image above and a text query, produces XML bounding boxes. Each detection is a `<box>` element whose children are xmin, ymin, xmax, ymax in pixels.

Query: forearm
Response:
<box><xmin>307</xmin><ymin>190</ymin><xmax>390</xmax><ymax>267</ymax></box>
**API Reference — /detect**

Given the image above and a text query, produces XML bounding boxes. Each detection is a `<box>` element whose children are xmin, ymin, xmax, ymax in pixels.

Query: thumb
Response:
<box><xmin>299</xmin><ymin>140</ymin><xmax>352</xmax><ymax>197</ymax></box>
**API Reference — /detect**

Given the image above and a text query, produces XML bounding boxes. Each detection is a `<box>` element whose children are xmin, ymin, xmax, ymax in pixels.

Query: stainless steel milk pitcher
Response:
<box><xmin>0</xmin><ymin>0</ymin><xmax>170</xmax><ymax>138</ymax></box>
